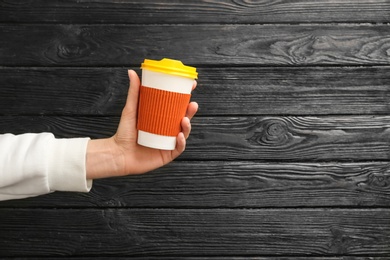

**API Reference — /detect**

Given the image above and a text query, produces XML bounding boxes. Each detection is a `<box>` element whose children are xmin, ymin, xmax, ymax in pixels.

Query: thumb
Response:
<box><xmin>115</xmin><ymin>70</ymin><xmax>141</xmax><ymax>141</ymax></box>
<box><xmin>123</xmin><ymin>69</ymin><xmax>141</xmax><ymax>117</ymax></box>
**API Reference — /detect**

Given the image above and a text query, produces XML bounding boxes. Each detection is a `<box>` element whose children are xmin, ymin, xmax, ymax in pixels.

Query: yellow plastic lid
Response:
<box><xmin>141</xmin><ymin>58</ymin><xmax>198</xmax><ymax>79</ymax></box>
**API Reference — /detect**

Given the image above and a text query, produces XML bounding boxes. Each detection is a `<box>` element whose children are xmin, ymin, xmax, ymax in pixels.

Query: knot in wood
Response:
<box><xmin>267</xmin><ymin>122</ymin><xmax>286</xmax><ymax>137</ymax></box>
<box><xmin>58</xmin><ymin>42</ymin><xmax>90</xmax><ymax>59</ymax></box>
<box><xmin>368</xmin><ymin>171</ymin><xmax>390</xmax><ymax>189</ymax></box>
<box><xmin>248</xmin><ymin>119</ymin><xmax>291</xmax><ymax>147</ymax></box>
<box><xmin>312</xmin><ymin>35</ymin><xmax>333</xmax><ymax>50</ymax></box>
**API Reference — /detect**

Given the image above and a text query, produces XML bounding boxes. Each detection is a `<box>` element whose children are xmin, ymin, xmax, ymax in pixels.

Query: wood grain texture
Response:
<box><xmin>1</xmin><ymin>1</ymin><xmax>389</xmax><ymax>259</ymax></box>
<box><xmin>1</xmin><ymin>25</ymin><xmax>390</xmax><ymax>66</ymax></box>
<box><xmin>1</xmin><ymin>115</ymin><xmax>390</xmax><ymax>161</ymax></box>
<box><xmin>0</xmin><ymin>161</ymin><xmax>389</xmax><ymax>208</ymax></box>
<box><xmin>2</xmin><ymin>66</ymin><xmax>390</xmax><ymax>116</ymax></box>
<box><xmin>1</xmin><ymin>0</ymin><xmax>390</xmax><ymax>24</ymax></box>
<box><xmin>0</xmin><ymin>208</ymin><xmax>389</xmax><ymax>256</ymax></box>
<box><xmin>3</xmin><ymin>258</ymin><xmax>386</xmax><ymax>260</ymax></box>
<box><xmin>0</xmin><ymin>67</ymin><xmax>128</xmax><ymax>116</ymax></box>
<box><xmin>189</xmin><ymin>116</ymin><xmax>390</xmax><ymax>161</ymax></box>
<box><xmin>0</xmin><ymin>116</ymin><xmax>119</xmax><ymax>139</ymax></box>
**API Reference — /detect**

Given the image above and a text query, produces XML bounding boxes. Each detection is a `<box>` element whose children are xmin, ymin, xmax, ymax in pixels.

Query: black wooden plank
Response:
<box><xmin>0</xmin><ymin>161</ymin><xmax>389</xmax><ymax>208</ymax></box>
<box><xmin>1</xmin><ymin>66</ymin><xmax>390</xmax><ymax>116</ymax></box>
<box><xmin>0</xmin><ymin>208</ymin><xmax>389</xmax><ymax>256</ymax></box>
<box><xmin>3</xmin><ymin>258</ymin><xmax>386</xmax><ymax>260</ymax></box>
<box><xmin>1</xmin><ymin>0</ymin><xmax>390</xmax><ymax>24</ymax></box>
<box><xmin>0</xmin><ymin>116</ymin><xmax>118</xmax><ymax>139</ymax></box>
<box><xmin>6</xmin><ymin>114</ymin><xmax>390</xmax><ymax>160</ymax></box>
<box><xmin>1</xmin><ymin>25</ymin><xmax>390</xmax><ymax>66</ymax></box>
<box><xmin>1</xmin><ymin>115</ymin><xmax>390</xmax><ymax>161</ymax></box>
<box><xmin>189</xmin><ymin>116</ymin><xmax>390</xmax><ymax>161</ymax></box>
<box><xmin>0</xmin><ymin>67</ymin><xmax>128</xmax><ymax>116</ymax></box>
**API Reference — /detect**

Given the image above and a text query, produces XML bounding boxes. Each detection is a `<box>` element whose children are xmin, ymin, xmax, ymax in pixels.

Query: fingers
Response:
<box><xmin>183</xmin><ymin>100</ymin><xmax>198</xmax><ymax>139</ymax></box>
<box><xmin>172</xmin><ymin>132</ymin><xmax>186</xmax><ymax>159</ymax></box>
<box><xmin>177</xmin><ymin>132</ymin><xmax>186</xmax><ymax>152</ymax></box>
<box><xmin>169</xmin><ymin>81</ymin><xmax>198</xmax><ymax>159</ymax></box>
<box><xmin>172</xmin><ymin>117</ymin><xmax>191</xmax><ymax>159</ymax></box>
<box><xmin>181</xmin><ymin>117</ymin><xmax>191</xmax><ymax>139</ymax></box>
<box><xmin>186</xmin><ymin>102</ymin><xmax>198</xmax><ymax>119</ymax></box>
<box><xmin>192</xmin><ymin>80</ymin><xmax>197</xmax><ymax>91</ymax></box>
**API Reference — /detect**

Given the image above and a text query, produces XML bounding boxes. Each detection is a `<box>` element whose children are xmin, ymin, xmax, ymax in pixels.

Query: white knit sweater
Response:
<box><xmin>0</xmin><ymin>133</ymin><xmax>92</xmax><ymax>201</ymax></box>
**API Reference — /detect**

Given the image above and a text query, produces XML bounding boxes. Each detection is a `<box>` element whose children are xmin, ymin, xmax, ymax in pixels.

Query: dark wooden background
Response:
<box><xmin>0</xmin><ymin>0</ymin><xmax>390</xmax><ymax>259</ymax></box>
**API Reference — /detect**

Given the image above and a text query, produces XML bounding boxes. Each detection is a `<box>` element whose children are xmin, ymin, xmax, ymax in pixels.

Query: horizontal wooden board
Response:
<box><xmin>1</xmin><ymin>25</ymin><xmax>390</xmax><ymax>66</ymax></box>
<box><xmin>0</xmin><ymin>161</ymin><xmax>389</xmax><ymax>208</ymax></box>
<box><xmin>189</xmin><ymin>116</ymin><xmax>390</xmax><ymax>160</ymax></box>
<box><xmin>1</xmin><ymin>115</ymin><xmax>390</xmax><ymax>161</ymax></box>
<box><xmin>0</xmin><ymin>67</ymin><xmax>128</xmax><ymax>116</ymax></box>
<box><xmin>3</xmin><ymin>255</ymin><xmax>385</xmax><ymax>260</ymax></box>
<box><xmin>0</xmin><ymin>116</ymin><xmax>119</xmax><ymax>139</ymax></box>
<box><xmin>0</xmin><ymin>208</ymin><xmax>389</xmax><ymax>256</ymax></box>
<box><xmin>1</xmin><ymin>0</ymin><xmax>390</xmax><ymax>24</ymax></box>
<box><xmin>1</xmin><ymin>66</ymin><xmax>390</xmax><ymax>116</ymax></box>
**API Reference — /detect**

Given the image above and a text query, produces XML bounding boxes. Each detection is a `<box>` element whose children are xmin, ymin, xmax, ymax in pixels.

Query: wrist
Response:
<box><xmin>86</xmin><ymin>138</ymin><xmax>123</xmax><ymax>179</ymax></box>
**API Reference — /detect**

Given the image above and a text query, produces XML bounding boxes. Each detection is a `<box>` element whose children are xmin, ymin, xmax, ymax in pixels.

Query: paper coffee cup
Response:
<box><xmin>137</xmin><ymin>58</ymin><xmax>198</xmax><ymax>150</ymax></box>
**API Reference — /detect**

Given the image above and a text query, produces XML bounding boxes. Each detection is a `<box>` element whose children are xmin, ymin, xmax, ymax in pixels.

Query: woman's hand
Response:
<box><xmin>86</xmin><ymin>70</ymin><xmax>198</xmax><ymax>179</ymax></box>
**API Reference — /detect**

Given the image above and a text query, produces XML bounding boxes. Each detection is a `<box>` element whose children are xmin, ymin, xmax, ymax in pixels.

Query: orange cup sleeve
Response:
<box><xmin>137</xmin><ymin>85</ymin><xmax>191</xmax><ymax>137</ymax></box>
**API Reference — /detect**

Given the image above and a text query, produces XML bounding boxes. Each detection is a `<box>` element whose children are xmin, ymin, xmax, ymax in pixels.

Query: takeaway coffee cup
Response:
<box><xmin>137</xmin><ymin>58</ymin><xmax>198</xmax><ymax>150</ymax></box>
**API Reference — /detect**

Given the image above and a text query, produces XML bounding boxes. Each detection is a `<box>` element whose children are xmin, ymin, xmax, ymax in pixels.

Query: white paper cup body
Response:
<box><xmin>137</xmin><ymin>69</ymin><xmax>194</xmax><ymax>150</ymax></box>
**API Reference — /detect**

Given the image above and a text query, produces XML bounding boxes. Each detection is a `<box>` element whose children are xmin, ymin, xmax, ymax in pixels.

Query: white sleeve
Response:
<box><xmin>0</xmin><ymin>133</ymin><xmax>92</xmax><ymax>201</ymax></box>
